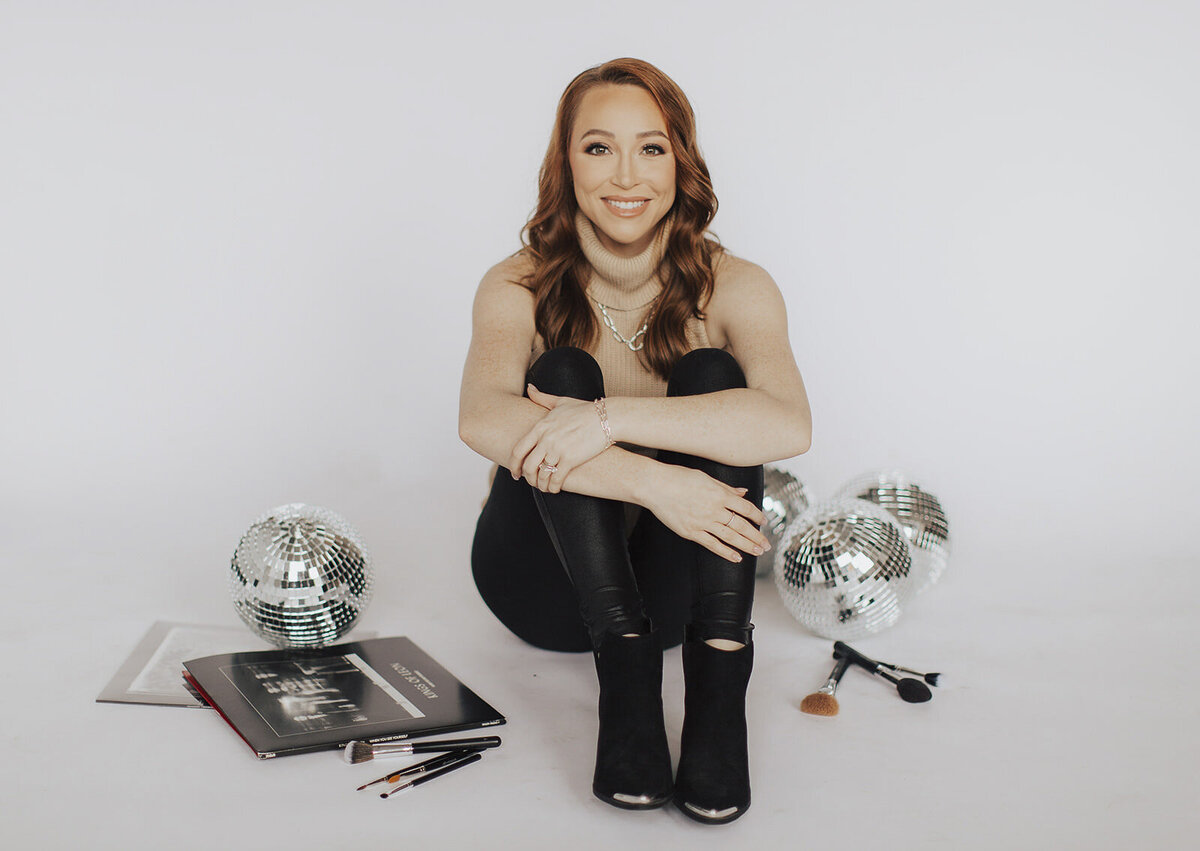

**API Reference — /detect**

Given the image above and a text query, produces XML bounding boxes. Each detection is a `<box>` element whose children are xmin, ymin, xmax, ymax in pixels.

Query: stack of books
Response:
<box><xmin>97</xmin><ymin>625</ymin><xmax>505</xmax><ymax>760</ymax></box>
<box><xmin>183</xmin><ymin>636</ymin><xmax>505</xmax><ymax>759</ymax></box>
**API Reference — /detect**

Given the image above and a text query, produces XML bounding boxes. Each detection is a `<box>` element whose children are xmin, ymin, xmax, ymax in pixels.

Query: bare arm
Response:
<box><xmin>458</xmin><ymin>256</ymin><xmax>768</xmax><ymax>562</ymax></box>
<box><xmin>608</xmin><ymin>257</ymin><xmax>811</xmax><ymax>465</ymax></box>
<box><xmin>512</xmin><ymin>256</ymin><xmax>811</xmax><ymax>473</ymax></box>
<box><xmin>458</xmin><ymin>257</ymin><xmax>668</xmax><ymax>505</ymax></box>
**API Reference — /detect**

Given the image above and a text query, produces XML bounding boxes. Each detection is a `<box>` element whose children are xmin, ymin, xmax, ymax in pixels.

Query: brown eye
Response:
<box><xmin>643</xmin><ymin>144</ymin><xmax>666</xmax><ymax>155</ymax></box>
<box><xmin>584</xmin><ymin>143</ymin><xmax>609</xmax><ymax>155</ymax></box>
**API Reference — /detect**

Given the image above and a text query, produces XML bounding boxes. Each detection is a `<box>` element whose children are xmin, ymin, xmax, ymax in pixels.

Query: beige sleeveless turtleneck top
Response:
<box><xmin>529</xmin><ymin>211</ymin><xmax>711</xmax><ymax>397</ymax></box>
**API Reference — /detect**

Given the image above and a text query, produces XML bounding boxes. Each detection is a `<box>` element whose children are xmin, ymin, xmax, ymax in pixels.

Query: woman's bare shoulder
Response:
<box><xmin>712</xmin><ymin>247</ymin><xmax>775</xmax><ymax>288</ymax></box>
<box><xmin>705</xmin><ymin>247</ymin><xmax>781</xmax><ymax>316</ymax></box>
<box><xmin>702</xmin><ymin>247</ymin><xmax>793</xmax><ymax>358</ymax></box>
<box><xmin>480</xmin><ymin>250</ymin><xmax>536</xmax><ymax>291</ymax></box>
<box><xmin>473</xmin><ymin>250</ymin><xmax>537</xmax><ymax>332</ymax></box>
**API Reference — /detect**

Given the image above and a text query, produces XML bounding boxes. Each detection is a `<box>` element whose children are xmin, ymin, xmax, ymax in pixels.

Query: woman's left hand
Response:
<box><xmin>509</xmin><ymin>384</ymin><xmax>610</xmax><ymax>493</ymax></box>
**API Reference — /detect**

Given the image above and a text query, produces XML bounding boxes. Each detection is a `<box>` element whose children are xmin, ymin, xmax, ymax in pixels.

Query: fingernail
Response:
<box><xmin>733</xmin><ymin>554</ymin><xmax>742</xmax><ymax>562</ymax></box>
<box><xmin>752</xmin><ymin>546</ymin><xmax>763</xmax><ymax>555</ymax></box>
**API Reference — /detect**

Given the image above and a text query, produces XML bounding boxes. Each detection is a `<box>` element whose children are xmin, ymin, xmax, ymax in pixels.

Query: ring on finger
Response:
<box><xmin>539</xmin><ymin>462</ymin><xmax>559</xmax><ymax>474</ymax></box>
<box><xmin>723</xmin><ymin>510</ymin><xmax>735</xmax><ymax>526</ymax></box>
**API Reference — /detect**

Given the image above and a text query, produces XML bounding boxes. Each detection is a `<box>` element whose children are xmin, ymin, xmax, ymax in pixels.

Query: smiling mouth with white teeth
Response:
<box><xmin>604</xmin><ymin>198</ymin><xmax>649</xmax><ymax>211</ymax></box>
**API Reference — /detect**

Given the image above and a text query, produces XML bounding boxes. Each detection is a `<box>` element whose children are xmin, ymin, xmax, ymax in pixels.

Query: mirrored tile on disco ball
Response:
<box><xmin>837</xmin><ymin>471</ymin><xmax>950</xmax><ymax>595</ymax></box>
<box><xmin>773</xmin><ymin>498</ymin><xmax>915</xmax><ymax>640</ymax></box>
<box><xmin>758</xmin><ymin>465</ymin><xmax>810</xmax><ymax>576</ymax></box>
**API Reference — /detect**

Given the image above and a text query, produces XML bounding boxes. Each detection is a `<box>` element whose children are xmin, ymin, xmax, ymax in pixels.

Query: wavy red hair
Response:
<box><xmin>520</xmin><ymin>58</ymin><xmax>721</xmax><ymax>380</ymax></box>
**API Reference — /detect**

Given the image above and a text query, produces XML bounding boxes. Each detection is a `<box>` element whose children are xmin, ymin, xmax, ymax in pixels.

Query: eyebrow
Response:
<box><xmin>578</xmin><ymin>129</ymin><xmax>669</xmax><ymax>141</ymax></box>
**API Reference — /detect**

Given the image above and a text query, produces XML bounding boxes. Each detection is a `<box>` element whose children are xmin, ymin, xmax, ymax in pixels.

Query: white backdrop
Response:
<box><xmin>3</xmin><ymin>1</ymin><xmax>1196</xmax><ymax>570</ymax></box>
<box><xmin>2</xmin><ymin>2</ymin><xmax>1198</xmax><ymax>848</ymax></box>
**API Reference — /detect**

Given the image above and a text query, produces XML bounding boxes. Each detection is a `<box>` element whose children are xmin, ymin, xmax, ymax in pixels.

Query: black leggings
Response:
<box><xmin>471</xmin><ymin>347</ymin><xmax>763</xmax><ymax>652</ymax></box>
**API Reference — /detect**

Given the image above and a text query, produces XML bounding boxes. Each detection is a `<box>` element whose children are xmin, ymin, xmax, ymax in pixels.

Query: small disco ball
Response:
<box><xmin>837</xmin><ymin>471</ymin><xmax>950</xmax><ymax>596</ymax></box>
<box><xmin>774</xmin><ymin>498</ymin><xmax>914</xmax><ymax>639</ymax></box>
<box><xmin>758</xmin><ymin>465</ymin><xmax>810</xmax><ymax>576</ymax></box>
<box><xmin>230</xmin><ymin>503</ymin><xmax>374</xmax><ymax>648</ymax></box>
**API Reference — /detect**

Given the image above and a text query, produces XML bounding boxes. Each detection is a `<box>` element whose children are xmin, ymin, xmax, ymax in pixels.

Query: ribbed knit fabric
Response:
<box><xmin>529</xmin><ymin>211</ymin><xmax>710</xmax><ymax>399</ymax></box>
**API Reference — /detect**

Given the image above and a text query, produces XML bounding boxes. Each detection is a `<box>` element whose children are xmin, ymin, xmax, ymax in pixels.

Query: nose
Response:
<box><xmin>613</xmin><ymin>149</ymin><xmax>637</xmax><ymax>189</ymax></box>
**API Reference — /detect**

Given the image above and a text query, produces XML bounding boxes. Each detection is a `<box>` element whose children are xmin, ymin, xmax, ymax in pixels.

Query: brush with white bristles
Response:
<box><xmin>343</xmin><ymin>735</ymin><xmax>501</xmax><ymax>765</ymax></box>
<box><xmin>800</xmin><ymin>655</ymin><xmax>851</xmax><ymax>716</ymax></box>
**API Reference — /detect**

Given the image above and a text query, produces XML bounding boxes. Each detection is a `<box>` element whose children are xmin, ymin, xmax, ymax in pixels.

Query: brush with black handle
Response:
<box><xmin>344</xmin><ymin>735</ymin><xmax>501</xmax><ymax>765</ymax></box>
<box><xmin>357</xmin><ymin>749</ymin><xmax>485</xmax><ymax>791</ymax></box>
<box><xmin>833</xmin><ymin>641</ymin><xmax>932</xmax><ymax>703</ymax></box>
<box><xmin>800</xmin><ymin>655</ymin><xmax>851</xmax><ymax>716</ymax></box>
<box><xmin>379</xmin><ymin>751</ymin><xmax>483</xmax><ymax>799</ymax></box>
<box><xmin>879</xmin><ymin>660</ymin><xmax>941</xmax><ymax>687</ymax></box>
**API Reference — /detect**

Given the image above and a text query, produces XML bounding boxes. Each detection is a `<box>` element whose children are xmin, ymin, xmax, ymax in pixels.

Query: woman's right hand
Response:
<box><xmin>642</xmin><ymin>464</ymin><xmax>770</xmax><ymax>563</ymax></box>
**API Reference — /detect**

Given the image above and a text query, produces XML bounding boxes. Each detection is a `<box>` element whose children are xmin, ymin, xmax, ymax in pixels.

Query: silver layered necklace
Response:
<box><xmin>593</xmin><ymin>298</ymin><xmax>654</xmax><ymax>351</ymax></box>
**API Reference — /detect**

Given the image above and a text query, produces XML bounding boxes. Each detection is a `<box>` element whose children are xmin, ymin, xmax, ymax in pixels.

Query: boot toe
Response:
<box><xmin>676</xmin><ymin>798</ymin><xmax>748</xmax><ymax>824</ymax></box>
<box><xmin>594</xmin><ymin>786</ymin><xmax>673</xmax><ymax>810</ymax></box>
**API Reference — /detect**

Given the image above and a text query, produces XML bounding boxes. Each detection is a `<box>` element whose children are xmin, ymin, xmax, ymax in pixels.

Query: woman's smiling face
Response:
<box><xmin>569</xmin><ymin>84</ymin><xmax>677</xmax><ymax>258</ymax></box>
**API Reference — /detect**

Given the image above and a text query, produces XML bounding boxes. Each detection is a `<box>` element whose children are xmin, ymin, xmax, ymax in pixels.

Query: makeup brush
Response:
<box><xmin>357</xmin><ymin>749</ymin><xmax>482</xmax><ymax>791</ymax></box>
<box><xmin>380</xmin><ymin>751</ymin><xmax>483</xmax><ymax>799</ymax></box>
<box><xmin>800</xmin><ymin>655</ymin><xmax>851</xmax><ymax>716</ymax></box>
<box><xmin>833</xmin><ymin>641</ymin><xmax>932</xmax><ymax>704</ymax></box>
<box><xmin>879</xmin><ymin>661</ymin><xmax>942</xmax><ymax>687</ymax></box>
<box><xmin>344</xmin><ymin>735</ymin><xmax>501</xmax><ymax>765</ymax></box>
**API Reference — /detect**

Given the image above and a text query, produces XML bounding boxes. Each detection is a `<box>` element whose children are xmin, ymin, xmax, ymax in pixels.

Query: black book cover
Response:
<box><xmin>182</xmin><ymin>636</ymin><xmax>505</xmax><ymax>759</ymax></box>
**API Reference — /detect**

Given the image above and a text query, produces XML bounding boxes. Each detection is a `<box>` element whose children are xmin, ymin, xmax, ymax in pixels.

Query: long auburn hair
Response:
<box><xmin>520</xmin><ymin>58</ymin><xmax>720</xmax><ymax>380</ymax></box>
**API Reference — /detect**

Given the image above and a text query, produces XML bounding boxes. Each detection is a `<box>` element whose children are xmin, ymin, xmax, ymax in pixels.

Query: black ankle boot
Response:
<box><xmin>591</xmin><ymin>631</ymin><xmax>674</xmax><ymax>810</ymax></box>
<box><xmin>673</xmin><ymin>629</ymin><xmax>754</xmax><ymax>824</ymax></box>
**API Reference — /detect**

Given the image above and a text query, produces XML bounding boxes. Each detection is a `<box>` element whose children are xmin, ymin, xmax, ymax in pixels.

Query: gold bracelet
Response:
<box><xmin>593</xmin><ymin>397</ymin><xmax>615</xmax><ymax>448</ymax></box>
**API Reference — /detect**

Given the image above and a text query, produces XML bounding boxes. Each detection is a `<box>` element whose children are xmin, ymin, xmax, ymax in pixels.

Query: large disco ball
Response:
<box><xmin>774</xmin><ymin>498</ymin><xmax>914</xmax><ymax>639</ymax></box>
<box><xmin>837</xmin><ymin>471</ymin><xmax>950</xmax><ymax>596</ymax></box>
<box><xmin>758</xmin><ymin>465</ymin><xmax>810</xmax><ymax>576</ymax></box>
<box><xmin>230</xmin><ymin>504</ymin><xmax>374</xmax><ymax>648</ymax></box>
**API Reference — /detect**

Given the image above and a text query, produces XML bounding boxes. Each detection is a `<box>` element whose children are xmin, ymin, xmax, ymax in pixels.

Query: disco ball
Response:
<box><xmin>837</xmin><ymin>471</ymin><xmax>950</xmax><ymax>595</ymax></box>
<box><xmin>774</xmin><ymin>498</ymin><xmax>914</xmax><ymax>639</ymax></box>
<box><xmin>758</xmin><ymin>465</ymin><xmax>810</xmax><ymax>576</ymax></box>
<box><xmin>230</xmin><ymin>503</ymin><xmax>374</xmax><ymax>648</ymax></box>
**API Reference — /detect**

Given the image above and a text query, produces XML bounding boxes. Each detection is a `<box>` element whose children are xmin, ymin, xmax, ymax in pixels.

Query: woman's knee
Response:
<box><xmin>668</xmin><ymin>348</ymin><xmax>746</xmax><ymax>397</ymax></box>
<box><xmin>527</xmin><ymin>346</ymin><xmax>605</xmax><ymax>400</ymax></box>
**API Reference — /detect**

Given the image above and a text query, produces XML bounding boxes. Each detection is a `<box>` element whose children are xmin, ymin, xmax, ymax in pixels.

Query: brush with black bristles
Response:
<box><xmin>343</xmin><ymin>735</ymin><xmax>501</xmax><ymax>765</ymax></box>
<box><xmin>800</xmin><ymin>655</ymin><xmax>851</xmax><ymax>716</ymax></box>
<box><xmin>833</xmin><ymin>641</ymin><xmax>932</xmax><ymax>704</ymax></box>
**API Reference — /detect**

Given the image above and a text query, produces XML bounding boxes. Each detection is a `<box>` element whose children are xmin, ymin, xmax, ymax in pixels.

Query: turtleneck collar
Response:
<box><xmin>576</xmin><ymin>209</ymin><xmax>672</xmax><ymax>310</ymax></box>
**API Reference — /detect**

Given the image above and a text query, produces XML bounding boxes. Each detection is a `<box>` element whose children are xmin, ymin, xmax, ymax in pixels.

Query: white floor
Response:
<box><xmin>4</xmin><ymin>510</ymin><xmax>1197</xmax><ymax>851</ymax></box>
